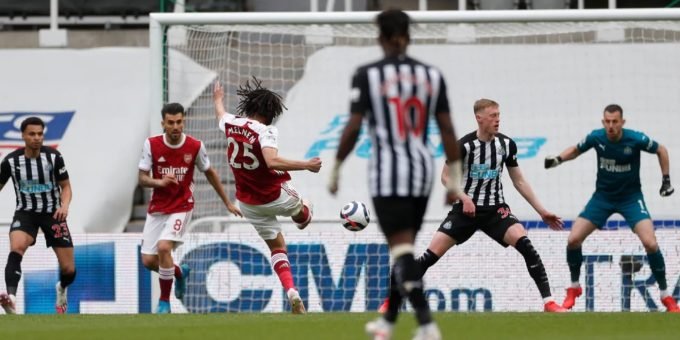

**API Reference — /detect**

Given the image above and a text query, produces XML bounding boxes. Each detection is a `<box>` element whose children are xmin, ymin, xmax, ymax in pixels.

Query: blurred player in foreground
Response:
<box><xmin>329</xmin><ymin>9</ymin><xmax>464</xmax><ymax>340</ymax></box>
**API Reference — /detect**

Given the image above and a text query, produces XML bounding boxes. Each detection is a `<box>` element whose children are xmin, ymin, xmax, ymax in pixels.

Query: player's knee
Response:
<box><xmin>642</xmin><ymin>240</ymin><xmax>658</xmax><ymax>254</ymax></box>
<box><xmin>8</xmin><ymin>246</ymin><xmax>27</xmax><ymax>256</ymax></box>
<box><xmin>291</xmin><ymin>203</ymin><xmax>310</xmax><ymax>223</ymax></box>
<box><xmin>393</xmin><ymin>252</ymin><xmax>423</xmax><ymax>293</ymax></box>
<box><xmin>141</xmin><ymin>256</ymin><xmax>157</xmax><ymax>270</ymax></box>
<box><xmin>514</xmin><ymin>236</ymin><xmax>538</xmax><ymax>257</ymax></box>
<box><xmin>157</xmin><ymin>242</ymin><xmax>174</xmax><ymax>254</ymax></box>
<box><xmin>566</xmin><ymin>235</ymin><xmax>584</xmax><ymax>249</ymax></box>
<box><xmin>59</xmin><ymin>264</ymin><xmax>76</xmax><ymax>276</ymax></box>
<box><xmin>9</xmin><ymin>239</ymin><xmax>30</xmax><ymax>255</ymax></box>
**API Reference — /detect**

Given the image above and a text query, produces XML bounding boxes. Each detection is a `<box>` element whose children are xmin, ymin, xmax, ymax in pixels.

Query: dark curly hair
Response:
<box><xmin>236</xmin><ymin>76</ymin><xmax>287</xmax><ymax>125</ymax></box>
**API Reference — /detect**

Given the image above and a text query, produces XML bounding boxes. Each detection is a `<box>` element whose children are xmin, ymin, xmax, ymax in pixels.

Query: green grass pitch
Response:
<box><xmin>0</xmin><ymin>312</ymin><xmax>677</xmax><ymax>340</ymax></box>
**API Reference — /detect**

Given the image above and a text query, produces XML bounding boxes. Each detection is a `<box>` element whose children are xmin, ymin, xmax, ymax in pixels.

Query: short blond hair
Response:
<box><xmin>473</xmin><ymin>98</ymin><xmax>499</xmax><ymax>114</ymax></box>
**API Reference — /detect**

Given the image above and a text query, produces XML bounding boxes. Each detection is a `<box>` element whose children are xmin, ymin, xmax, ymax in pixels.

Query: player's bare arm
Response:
<box><xmin>544</xmin><ymin>145</ymin><xmax>581</xmax><ymax>169</ymax></box>
<box><xmin>656</xmin><ymin>144</ymin><xmax>674</xmax><ymax>196</ymax></box>
<box><xmin>262</xmin><ymin>147</ymin><xmax>322</xmax><ymax>172</ymax></box>
<box><xmin>435</xmin><ymin>112</ymin><xmax>463</xmax><ymax>201</ymax></box>
<box><xmin>53</xmin><ymin>179</ymin><xmax>72</xmax><ymax>222</ymax></box>
<box><xmin>138</xmin><ymin>170</ymin><xmax>178</xmax><ymax>188</ymax></box>
<box><xmin>213</xmin><ymin>81</ymin><xmax>227</xmax><ymax>121</ymax></box>
<box><xmin>441</xmin><ymin>163</ymin><xmax>475</xmax><ymax>216</ymax></box>
<box><xmin>328</xmin><ymin>113</ymin><xmax>363</xmax><ymax>195</ymax></box>
<box><xmin>203</xmin><ymin>167</ymin><xmax>243</xmax><ymax>217</ymax></box>
<box><xmin>507</xmin><ymin>166</ymin><xmax>564</xmax><ymax>230</ymax></box>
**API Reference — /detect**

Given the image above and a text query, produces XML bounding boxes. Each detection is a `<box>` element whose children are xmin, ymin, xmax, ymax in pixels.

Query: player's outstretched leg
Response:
<box><xmin>514</xmin><ymin>236</ymin><xmax>567</xmax><ymax>312</ymax></box>
<box><xmin>291</xmin><ymin>199</ymin><xmax>313</xmax><ymax>230</ymax></box>
<box><xmin>174</xmin><ymin>264</ymin><xmax>191</xmax><ymax>300</ymax></box>
<box><xmin>0</xmin><ymin>293</ymin><xmax>16</xmax><ymax>315</ymax></box>
<box><xmin>564</xmin><ymin>246</ymin><xmax>583</xmax><ymax>309</ymax></box>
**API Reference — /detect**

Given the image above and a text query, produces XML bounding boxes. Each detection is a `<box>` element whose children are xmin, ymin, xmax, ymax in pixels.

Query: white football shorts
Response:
<box><xmin>140</xmin><ymin>210</ymin><xmax>192</xmax><ymax>255</ymax></box>
<box><xmin>239</xmin><ymin>182</ymin><xmax>304</xmax><ymax>240</ymax></box>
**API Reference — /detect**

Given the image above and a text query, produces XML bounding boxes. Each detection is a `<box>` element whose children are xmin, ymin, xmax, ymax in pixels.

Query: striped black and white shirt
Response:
<box><xmin>350</xmin><ymin>55</ymin><xmax>449</xmax><ymax>198</ymax></box>
<box><xmin>0</xmin><ymin>146</ymin><xmax>69</xmax><ymax>213</ymax></box>
<box><xmin>459</xmin><ymin>131</ymin><xmax>518</xmax><ymax>207</ymax></box>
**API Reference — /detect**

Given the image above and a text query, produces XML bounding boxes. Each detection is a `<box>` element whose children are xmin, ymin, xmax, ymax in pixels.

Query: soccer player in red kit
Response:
<box><xmin>213</xmin><ymin>79</ymin><xmax>321</xmax><ymax>314</ymax></box>
<box><xmin>138</xmin><ymin>103</ymin><xmax>241</xmax><ymax>314</ymax></box>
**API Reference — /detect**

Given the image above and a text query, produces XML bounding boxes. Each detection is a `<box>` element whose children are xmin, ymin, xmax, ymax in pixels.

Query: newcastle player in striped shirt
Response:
<box><xmin>0</xmin><ymin>117</ymin><xmax>75</xmax><ymax>314</ymax></box>
<box><xmin>328</xmin><ymin>9</ymin><xmax>463</xmax><ymax>340</ymax></box>
<box><xmin>395</xmin><ymin>99</ymin><xmax>567</xmax><ymax>313</ymax></box>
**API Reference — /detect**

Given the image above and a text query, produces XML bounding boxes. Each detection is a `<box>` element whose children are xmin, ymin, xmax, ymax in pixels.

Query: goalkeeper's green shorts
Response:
<box><xmin>578</xmin><ymin>192</ymin><xmax>651</xmax><ymax>230</ymax></box>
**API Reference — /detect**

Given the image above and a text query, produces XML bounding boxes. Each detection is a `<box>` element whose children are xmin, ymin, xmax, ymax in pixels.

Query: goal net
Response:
<box><xmin>151</xmin><ymin>10</ymin><xmax>680</xmax><ymax>313</ymax></box>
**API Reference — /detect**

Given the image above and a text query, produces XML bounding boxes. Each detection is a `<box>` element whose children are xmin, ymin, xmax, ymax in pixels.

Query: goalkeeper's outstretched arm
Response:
<box><xmin>544</xmin><ymin>145</ymin><xmax>581</xmax><ymax>169</ymax></box>
<box><xmin>656</xmin><ymin>144</ymin><xmax>674</xmax><ymax>197</ymax></box>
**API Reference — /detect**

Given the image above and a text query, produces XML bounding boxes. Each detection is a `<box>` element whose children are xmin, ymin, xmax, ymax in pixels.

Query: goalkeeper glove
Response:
<box><xmin>544</xmin><ymin>155</ymin><xmax>563</xmax><ymax>169</ymax></box>
<box><xmin>660</xmin><ymin>175</ymin><xmax>674</xmax><ymax>197</ymax></box>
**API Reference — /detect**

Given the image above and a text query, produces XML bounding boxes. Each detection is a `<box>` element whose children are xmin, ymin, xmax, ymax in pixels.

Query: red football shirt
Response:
<box><xmin>219</xmin><ymin>113</ymin><xmax>291</xmax><ymax>205</ymax></box>
<box><xmin>138</xmin><ymin>134</ymin><xmax>210</xmax><ymax>214</ymax></box>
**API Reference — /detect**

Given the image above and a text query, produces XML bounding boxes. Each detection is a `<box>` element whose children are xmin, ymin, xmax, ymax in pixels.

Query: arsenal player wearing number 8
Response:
<box><xmin>138</xmin><ymin>103</ymin><xmax>242</xmax><ymax>314</ymax></box>
<box><xmin>213</xmin><ymin>78</ymin><xmax>321</xmax><ymax>314</ymax></box>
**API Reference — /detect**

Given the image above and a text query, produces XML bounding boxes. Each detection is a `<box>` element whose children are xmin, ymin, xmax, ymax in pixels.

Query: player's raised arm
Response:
<box><xmin>213</xmin><ymin>81</ymin><xmax>228</xmax><ymax>121</ymax></box>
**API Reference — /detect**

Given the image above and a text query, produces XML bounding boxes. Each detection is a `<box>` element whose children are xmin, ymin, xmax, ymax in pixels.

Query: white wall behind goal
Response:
<box><xmin>0</xmin><ymin>48</ymin><xmax>214</xmax><ymax>232</ymax></box>
<box><xmin>283</xmin><ymin>43</ymin><xmax>680</xmax><ymax>221</ymax></box>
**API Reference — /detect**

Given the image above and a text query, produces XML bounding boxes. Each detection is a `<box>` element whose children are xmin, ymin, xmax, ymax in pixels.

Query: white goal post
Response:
<box><xmin>148</xmin><ymin>9</ymin><xmax>680</xmax><ymax>313</ymax></box>
<box><xmin>149</xmin><ymin>8</ymin><xmax>680</xmax><ymax>116</ymax></box>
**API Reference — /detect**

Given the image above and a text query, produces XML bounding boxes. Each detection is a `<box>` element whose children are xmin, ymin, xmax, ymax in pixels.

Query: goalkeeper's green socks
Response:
<box><xmin>647</xmin><ymin>249</ymin><xmax>668</xmax><ymax>295</ymax></box>
<box><xmin>566</xmin><ymin>246</ymin><xmax>583</xmax><ymax>284</ymax></box>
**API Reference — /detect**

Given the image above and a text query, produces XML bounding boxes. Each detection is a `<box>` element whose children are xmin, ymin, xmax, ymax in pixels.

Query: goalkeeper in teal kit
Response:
<box><xmin>545</xmin><ymin>104</ymin><xmax>679</xmax><ymax>312</ymax></box>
